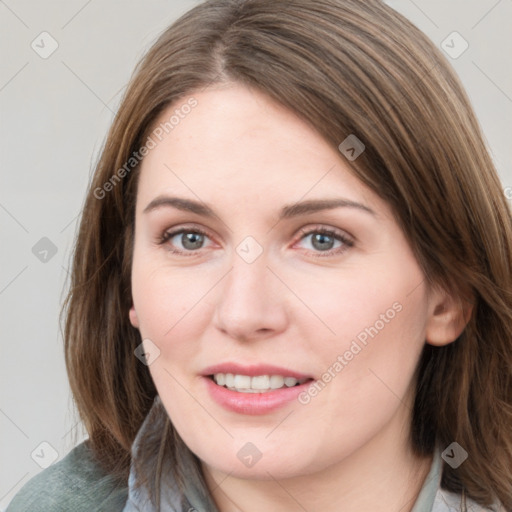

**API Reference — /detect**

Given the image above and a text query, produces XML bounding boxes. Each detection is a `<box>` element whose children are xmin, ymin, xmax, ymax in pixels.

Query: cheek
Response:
<box><xmin>306</xmin><ymin>258</ymin><xmax>428</xmax><ymax>395</ymax></box>
<box><xmin>292</xmin><ymin>263</ymin><xmax>411</xmax><ymax>347</ymax></box>
<box><xmin>315</xmin><ymin>282</ymin><xmax>428</xmax><ymax>421</ymax></box>
<box><xmin>131</xmin><ymin>255</ymin><xmax>211</xmax><ymax>342</ymax></box>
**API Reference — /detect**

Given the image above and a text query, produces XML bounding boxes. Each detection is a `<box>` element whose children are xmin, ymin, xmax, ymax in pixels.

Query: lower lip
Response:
<box><xmin>203</xmin><ymin>376</ymin><xmax>313</xmax><ymax>415</ymax></box>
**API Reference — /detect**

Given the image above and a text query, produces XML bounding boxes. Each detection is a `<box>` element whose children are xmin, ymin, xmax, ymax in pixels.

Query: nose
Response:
<box><xmin>212</xmin><ymin>249</ymin><xmax>289</xmax><ymax>342</ymax></box>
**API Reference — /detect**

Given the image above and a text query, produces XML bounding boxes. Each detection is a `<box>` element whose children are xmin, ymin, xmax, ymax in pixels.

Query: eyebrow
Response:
<box><xmin>143</xmin><ymin>195</ymin><xmax>376</xmax><ymax>219</ymax></box>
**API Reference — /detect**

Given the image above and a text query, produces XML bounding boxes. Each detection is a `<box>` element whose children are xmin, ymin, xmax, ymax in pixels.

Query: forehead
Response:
<box><xmin>136</xmin><ymin>84</ymin><xmax>382</xmax><ymax>215</ymax></box>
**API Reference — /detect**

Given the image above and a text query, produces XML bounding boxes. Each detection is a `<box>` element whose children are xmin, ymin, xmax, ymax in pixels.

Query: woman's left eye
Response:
<box><xmin>158</xmin><ymin>226</ymin><xmax>353</xmax><ymax>257</ymax></box>
<box><xmin>294</xmin><ymin>227</ymin><xmax>354</xmax><ymax>257</ymax></box>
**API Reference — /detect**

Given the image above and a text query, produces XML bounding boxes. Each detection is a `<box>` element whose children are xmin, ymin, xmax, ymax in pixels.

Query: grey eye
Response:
<box><xmin>177</xmin><ymin>232</ymin><xmax>205</xmax><ymax>250</ymax></box>
<box><xmin>310</xmin><ymin>232</ymin><xmax>336</xmax><ymax>251</ymax></box>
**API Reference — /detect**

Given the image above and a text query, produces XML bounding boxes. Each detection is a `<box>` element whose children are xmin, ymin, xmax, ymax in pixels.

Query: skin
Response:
<box><xmin>129</xmin><ymin>83</ymin><xmax>470</xmax><ymax>512</ymax></box>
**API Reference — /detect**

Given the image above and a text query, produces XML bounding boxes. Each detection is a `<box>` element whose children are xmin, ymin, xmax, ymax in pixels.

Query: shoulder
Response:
<box><xmin>433</xmin><ymin>488</ymin><xmax>504</xmax><ymax>512</ymax></box>
<box><xmin>6</xmin><ymin>440</ymin><xmax>128</xmax><ymax>512</ymax></box>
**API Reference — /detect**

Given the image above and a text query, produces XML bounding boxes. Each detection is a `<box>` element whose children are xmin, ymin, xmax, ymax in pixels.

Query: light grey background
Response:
<box><xmin>1</xmin><ymin>0</ymin><xmax>510</xmax><ymax>508</ymax></box>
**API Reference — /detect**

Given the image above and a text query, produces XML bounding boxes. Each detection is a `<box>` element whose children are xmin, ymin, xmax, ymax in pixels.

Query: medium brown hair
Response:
<box><xmin>62</xmin><ymin>0</ymin><xmax>512</xmax><ymax>508</ymax></box>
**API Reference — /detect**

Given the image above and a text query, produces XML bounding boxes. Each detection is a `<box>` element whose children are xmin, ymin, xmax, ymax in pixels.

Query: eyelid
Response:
<box><xmin>294</xmin><ymin>224</ymin><xmax>354</xmax><ymax>242</ymax></box>
<box><xmin>159</xmin><ymin>223</ymin><xmax>216</xmax><ymax>247</ymax></box>
<box><xmin>292</xmin><ymin>225</ymin><xmax>354</xmax><ymax>256</ymax></box>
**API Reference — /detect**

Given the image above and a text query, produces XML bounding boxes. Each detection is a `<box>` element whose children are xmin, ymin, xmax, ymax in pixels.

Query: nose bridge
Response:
<box><xmin>227</xmin><ymin>248</ymin><xmax>270</xmax><ymax>299</ymax></box>
<box><xmin>213</xmin><ymin>242</ymin><xmax>287</xmax><ymax>340</ymax></box>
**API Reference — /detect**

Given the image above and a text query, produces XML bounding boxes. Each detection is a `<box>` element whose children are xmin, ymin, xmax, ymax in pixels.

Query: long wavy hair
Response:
<box><xmin>62</xmin><ymin>0</ymin><xmax>512</xmax><ymax>508</ymax></box>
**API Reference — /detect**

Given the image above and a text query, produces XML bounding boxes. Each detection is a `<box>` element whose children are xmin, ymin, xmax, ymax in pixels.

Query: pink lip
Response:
<box><xmin>203</xmin><ymin>376</ymin><xmax>313</xmax><ymax>415</ymax></box>
<box><xmin>201</xmin><ymin>362</ymin><xmax>314</xmax><ymax>415</ymax></box>
<box><xmin>201</xmin><ymin>362</ymin><xmax>312</xmax><ymax>380</ymax></box>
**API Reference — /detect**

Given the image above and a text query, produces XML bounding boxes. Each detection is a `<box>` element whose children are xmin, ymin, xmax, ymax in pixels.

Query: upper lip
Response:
<box><xmin>202</xmin><ymin>362</ymin><xmax>313</xmax><ymax>380</ymax></box>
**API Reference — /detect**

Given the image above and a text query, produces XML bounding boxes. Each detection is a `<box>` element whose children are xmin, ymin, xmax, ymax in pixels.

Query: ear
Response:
<box><xmin>425</xmin><ymin>284</ymin><xmax>473</xmax><ymax>346</ymax></box>
<box><xmin>129</xmin><ymin>305</ymin><xmax>140</xmax><ymax>329</ymax></box>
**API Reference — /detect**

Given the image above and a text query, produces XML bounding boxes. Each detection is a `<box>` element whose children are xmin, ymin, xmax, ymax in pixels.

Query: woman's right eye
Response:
<box><xmin>158</xmin><ymin>228</ymin><xmax>214</xmax><ymax>255</ymax></box>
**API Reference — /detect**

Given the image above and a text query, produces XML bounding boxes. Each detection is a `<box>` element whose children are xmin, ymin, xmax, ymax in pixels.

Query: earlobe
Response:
<box><xmin>425</xmin><ymin>287</ymin><xmax>473</xmax><ymax>347</ymax></box>
<box><xmin>129</xmin><ymin>306</ymin><xmax>140</xmax><ymax>328</ymax></box>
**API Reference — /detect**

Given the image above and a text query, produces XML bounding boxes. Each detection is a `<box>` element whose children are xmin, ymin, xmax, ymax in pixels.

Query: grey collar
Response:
<box><xmin>122</xmin><ymin>395</ymin><xmax>218</xmax><ymax>512</ymax></box>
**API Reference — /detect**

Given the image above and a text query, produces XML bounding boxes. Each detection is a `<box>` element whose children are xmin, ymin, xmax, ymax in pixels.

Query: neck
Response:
<box><xmin>201</xmin><ymin>407</ymin><xmax>433</xmax><ymax>512</ymax></box>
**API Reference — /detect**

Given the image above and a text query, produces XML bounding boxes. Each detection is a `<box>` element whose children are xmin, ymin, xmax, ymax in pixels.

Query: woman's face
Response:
<box><xmin>129</xmin><ymin>83</ymin><xmax>438</xmax><ymax>479</ymax></box>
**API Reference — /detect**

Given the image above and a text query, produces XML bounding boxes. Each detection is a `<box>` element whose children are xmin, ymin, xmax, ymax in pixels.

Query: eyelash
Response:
<box><xmin>157</xmin><ymin>225</ymin><xmax>354</xmax><ymax>258</ymax></box>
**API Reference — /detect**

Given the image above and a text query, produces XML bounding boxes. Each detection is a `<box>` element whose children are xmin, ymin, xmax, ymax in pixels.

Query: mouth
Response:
<box><xmin>207</xmin><ymin>373</ymin><xmax>312</xmax><ymax>393</ymax></box>
<box><xmin>201</xmin><ymin>364</ymin><xmax>315</xmax><ymax>414</ymax></box>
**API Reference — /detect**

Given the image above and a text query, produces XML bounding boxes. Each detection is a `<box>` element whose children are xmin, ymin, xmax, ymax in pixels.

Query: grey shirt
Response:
<box><xmin>7</xmin><ymin>400</ymin><xmax>501</xmax><ymax>512</ymax></box>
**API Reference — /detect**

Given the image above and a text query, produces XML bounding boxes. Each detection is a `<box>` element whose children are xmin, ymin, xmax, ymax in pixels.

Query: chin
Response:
<box><xmin>197</xmin><ymin>444</ymin><xmax>320</xmax><ymax>481</ymax></box>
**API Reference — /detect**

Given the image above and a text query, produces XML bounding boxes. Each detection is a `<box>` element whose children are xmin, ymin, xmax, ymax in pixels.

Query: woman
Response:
<box><xmin>7</xmin><ymin>0</ymin><xmax>511</xmax><ymax>510</ymax></box>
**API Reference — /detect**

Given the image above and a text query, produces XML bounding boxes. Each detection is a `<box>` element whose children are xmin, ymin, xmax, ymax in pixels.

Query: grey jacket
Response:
<box><xmin>7</xmin><ymin>398</ymin><xmax>503</xmax><ymax>512</ymax></box>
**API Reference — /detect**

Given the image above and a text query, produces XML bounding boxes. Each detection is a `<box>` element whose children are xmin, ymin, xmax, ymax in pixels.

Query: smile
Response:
<box><xmin>211</xmin><ymin>373</ymin><xmax>309</xmax><ymax>393</ymax></box>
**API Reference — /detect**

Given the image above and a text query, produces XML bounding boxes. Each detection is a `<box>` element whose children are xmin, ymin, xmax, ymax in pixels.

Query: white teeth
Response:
<box><xmin>212</xmin><ymin>373</ymin><xmax>307</xmax><ymax>392</ymax></box>
<box><xmin>284</xmin><ymin>377</ymin><xmax>298</xmax><ymax>387</ymax></box>
<box><xmin>234</xmin><ymin>375</ymin><xmax>251</xmax><ymax>389</ymax></box>
<box><xmin>251</xmin><ymin>375</ymin><xmax>270</xmax><ymax>390</ymax></box>
<box><xmin>225</xmin><ymin>373</ymin><xmax>235</xmax><ymax>387</ymax></box>
<box><xmin>269</xmin><ymin>375</ymin><xmax>285</xmax><ymax>389</ymax></box>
